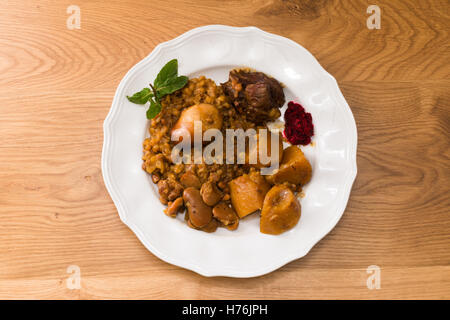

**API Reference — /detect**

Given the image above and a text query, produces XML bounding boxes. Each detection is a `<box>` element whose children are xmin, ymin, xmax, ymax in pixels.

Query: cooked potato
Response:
<box><xmin>171</xmin><ymin>103</ymin><xmax>222</xmax><ymax>139</ymax></box>
<box><xmin>247</xmin><ymin>170</ymin><xmax>271</xmax><ymax>194</ymax></box>
<box><xmin>246</xmin><ymin>131</ymin><xmax>283</xmax><ymax>168</ymax></box>
<box><xmin>229</xmin><ymin>173</ymin><xmax>270</xmax><ymax>218</ymax></box>
<box><xmin>266</xmin><ymin>145</ymin><xmax>312</xmax><ymax>185</ymax></box>
<box><xmin>260</xmin><ymin>185</ymin><xmax>301</xmax><ymax>235</ymax></box>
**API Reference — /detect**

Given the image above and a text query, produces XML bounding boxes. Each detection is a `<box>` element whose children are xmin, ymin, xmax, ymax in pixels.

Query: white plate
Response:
<box><xmin>102</xmin><ymin>25</ymin><xmax>357</xmax><ymax>278</ymax></box>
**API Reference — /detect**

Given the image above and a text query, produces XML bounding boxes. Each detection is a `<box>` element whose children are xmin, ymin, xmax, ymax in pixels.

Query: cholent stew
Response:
<box><xmin>127</xmin><ymin>59</ymin><xmax>314</xmax><ymax>235</ymax></box>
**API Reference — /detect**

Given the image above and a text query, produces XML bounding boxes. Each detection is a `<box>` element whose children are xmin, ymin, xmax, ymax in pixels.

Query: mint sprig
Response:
<box><xmin>127</xmin><ymin>59</ymin><xmax>188</xmax><ymax>119</ymax></box>
<box><xmin>126</xmin><ymin>88</ymin><xmax>153</xmax><ymax>104</ymax></box>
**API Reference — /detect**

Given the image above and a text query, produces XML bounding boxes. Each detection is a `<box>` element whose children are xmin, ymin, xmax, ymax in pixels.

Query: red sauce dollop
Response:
<box><xmin>283</xmin><ymin>101</ymin><xmax>314</xmax><ymax>145</ymax></box>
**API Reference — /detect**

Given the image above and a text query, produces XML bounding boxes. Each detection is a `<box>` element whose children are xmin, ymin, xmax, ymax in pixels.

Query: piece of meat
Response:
<box><xmin>245</xmin><ymin>83</ymin><xmax>272</xmax><ymax>109</ymax></box>
<box><xmin>221</xmin><ymin>69</ymin><xmax>285</xmax><ymax>123</ymax></box>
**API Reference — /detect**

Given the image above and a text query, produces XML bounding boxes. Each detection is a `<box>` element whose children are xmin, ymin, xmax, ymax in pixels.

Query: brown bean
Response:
<box><xmin>183</xmin><ymin>187</ymin><xmax>212</xmax><ymax>228</ymax></box>
<box><xmin>180</xmin><ymin>171</ymin><xmax>201</xmax><ymax>189</ymax></box>
<box><xmin>186</xmin><ymin>218</ymin><xmax>198</xmax><ymax>230</ymax></box>
<box><xmin>164</xmin><ymin>197</ymin><xmax>184</xmax><ymax>218</ymax></box>
<box><xmin>226</xmin><ymin>220</ymin><xmax>239</xmax><ymax>230</ymax></box>
<box><xmin>201</xmin><ymin>218</ymin><xmax>218</xmax><ymax>233</ymax></box>
<box><xmin>212</xmin><ymin>201</ymin><xmax>239</xmax><ymax>230</ymax></box>
<box><xmin>200</xmin><ymin>181</ymin><xmax>223</xmax><ymax>207</ymax></box>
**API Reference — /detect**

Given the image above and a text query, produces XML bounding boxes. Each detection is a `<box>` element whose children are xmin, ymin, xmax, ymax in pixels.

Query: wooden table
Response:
<box><xmin>0</xmin><ymin>0</ymin><xmax>449</xmax><ymax>300</ymax></box>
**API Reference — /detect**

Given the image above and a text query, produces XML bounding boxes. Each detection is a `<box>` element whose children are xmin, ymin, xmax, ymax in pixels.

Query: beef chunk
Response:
<box><xmin>221</xmin><ymin>69</ymin><xmax>285</xmax><ymax>123</ymax></box>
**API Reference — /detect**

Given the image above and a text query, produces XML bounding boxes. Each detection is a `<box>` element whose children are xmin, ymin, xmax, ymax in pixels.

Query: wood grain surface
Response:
<box><xmin>0</xmin><ymin>0</ymin><xmax>449</xmax><ymax>299</ymax></box>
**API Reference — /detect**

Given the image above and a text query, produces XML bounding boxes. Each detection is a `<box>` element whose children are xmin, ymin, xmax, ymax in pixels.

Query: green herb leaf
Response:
<box><xmin>127</xmin><ymin>88</ymin><xmax>153</xmax><ymax>104</ymax></box>
<box><xmin>127</xmin><ymin>59</ymin><xmax>188</xmax><ymax>119</ymax></box>
<box><xmin>156</xmin><ymin>75</ymin><xmax>188</xmax><ymax>97</ymax></box>
<box><xmin>154</xmin><ymin>59</ymin><xmax>178</xmax><ymax>88</ymax></box>
<box><xmin>146</xmin><ymin>99</ymin><xmax>162</xmax><ymax>119</ymax></box>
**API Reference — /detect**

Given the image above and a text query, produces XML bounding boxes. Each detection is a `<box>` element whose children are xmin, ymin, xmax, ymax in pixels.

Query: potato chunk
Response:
<box><xmin>260</xmin><ymin>185</ymin><xmax>301</xmax><ymax>235</ymax></box>
<box><xmin>246</xmin><ymin>131</ymin><xmax>283</xmax><ymax>168</ymax></box>
<box><xmin>266</xmin><ymin>145</ymin><xmax>312</xmax><ymax>186</ymax></box>
<box><xmin>229</xmin><ymin>173</ymin><xmax>270</xmax><ymax>218</ymax></box>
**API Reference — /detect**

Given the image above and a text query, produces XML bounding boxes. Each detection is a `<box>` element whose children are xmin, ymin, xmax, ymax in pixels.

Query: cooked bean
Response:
<box><xmin>201</xmin><ymin>218</ymin><xmax>218</xmax><ymax>233</ymax></box>
<box><xmin>183</xmin><ymin>187</ymin><xmax>212</xmax><ymax>228</ymax></box>
<box><xmin>200</xmin><ymin>181</ymin><xmax>222</xmax><ymax>207</ymax></box>
<box><xmin>180</xmin><ymin>171</ymin><xmax>201</xmax><ymax>189</ymax></box>
<box><xmin>212</xmin><ymin>201</ymin><xmax>239</xmax><ymax>230</ymax></box>
<box><xmin>225</xmin><ymin>220</ymin><xmax>239</xmax><ymax>231</ymax></box>
<box><xmin>186</xmin><ymin>218</ymin><xmax>198</xmax><ymax>230</ymax></box>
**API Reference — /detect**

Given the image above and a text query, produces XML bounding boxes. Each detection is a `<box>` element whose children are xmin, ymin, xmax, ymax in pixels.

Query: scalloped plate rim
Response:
<box><xmin>102</xmin><ymin>25</ymin><xmax>358</xmax><ymax>278</ymax></box>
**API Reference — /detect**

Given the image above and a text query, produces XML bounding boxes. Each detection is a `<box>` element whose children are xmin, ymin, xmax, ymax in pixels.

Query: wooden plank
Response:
<box><xmin>0</xmin><ymin>0</ymin><xmax>449</xmax><ymax>299</ymax></box>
